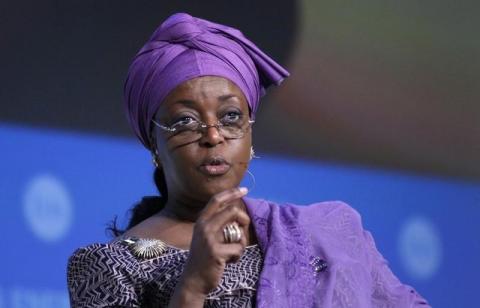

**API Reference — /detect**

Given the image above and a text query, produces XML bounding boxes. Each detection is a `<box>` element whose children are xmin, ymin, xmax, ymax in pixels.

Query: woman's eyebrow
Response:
<box><xmin>164</xmin><ymin>95</ymin><xmax>241</xmax><ymax>115</ymax></box>
<box><xmin>158</xmin><ymin>100</ymin><xmax>197</xmax><ymax>118</ymax></box>
<box><xmin>218</xmin><ymin>94</ymin><xmax>239</xmax><ymax>101</ymax></box>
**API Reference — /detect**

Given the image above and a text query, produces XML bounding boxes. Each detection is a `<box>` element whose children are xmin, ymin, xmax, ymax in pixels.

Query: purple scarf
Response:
<box><xmin>243</xmin><ymin>197</ymin><xmax>430</xmax><ymax>307</ymax></box>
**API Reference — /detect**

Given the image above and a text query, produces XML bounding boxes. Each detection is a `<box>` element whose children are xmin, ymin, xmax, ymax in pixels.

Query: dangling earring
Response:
<box><xmin>150</xmin><ymin>136</ymin><xmax>161</xmax><ymax>168</ymax></box>
<box><xmin>245</xmin><ymin>169</ymin><xmax>256</xmax><ymax>192</ymax></box>
<box><xmin>250</xmin><ymin>146</ymin><xmax>259</xmax><ymax>160</ymax></box>
<box><xmin>152</xmin><ymin>154</ymin><xmax>160</xmax><ymax>168</ymax></box>
<box><xmin>151</xmin><ymin>148</ymin><xmax>161</xmax><ymax>168</ymax></box>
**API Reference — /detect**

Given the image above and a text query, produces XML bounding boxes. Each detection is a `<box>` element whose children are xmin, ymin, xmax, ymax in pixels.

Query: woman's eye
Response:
<box><xmin>172</xmin><ymin>116</ymin><xmax>196</xmax><ymax>127</ymax></box>
<box><xmin>222</xmin><ymin>112</ymin><xmax>242</xmax><ymax>123</ymax></box>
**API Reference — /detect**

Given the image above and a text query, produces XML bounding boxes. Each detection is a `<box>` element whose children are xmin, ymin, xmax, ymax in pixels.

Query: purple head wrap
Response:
<box><xmin>124</xmin><ymin>12</ymin><xmax>289</xmax><ymax>149</ymax></box>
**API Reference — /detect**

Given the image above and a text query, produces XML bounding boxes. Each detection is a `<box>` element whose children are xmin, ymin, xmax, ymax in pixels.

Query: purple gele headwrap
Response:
<box><xmin>124</xmin><ymin>12</ymin><xmax>290</xmax><ymax>149</ymax></box>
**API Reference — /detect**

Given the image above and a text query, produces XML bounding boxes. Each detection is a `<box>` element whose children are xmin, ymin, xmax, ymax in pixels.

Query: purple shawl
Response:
<box><xmin>243</xmin><ymin>197</ymin><xmax>430</xmax><ymax>307</ymax></box>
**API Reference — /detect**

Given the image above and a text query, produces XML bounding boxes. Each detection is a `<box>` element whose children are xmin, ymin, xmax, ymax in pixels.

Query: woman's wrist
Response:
<box><xmin>168</xmin><ymin>275</ymin><xmax>208</xmax><ymax>308</ymax></box>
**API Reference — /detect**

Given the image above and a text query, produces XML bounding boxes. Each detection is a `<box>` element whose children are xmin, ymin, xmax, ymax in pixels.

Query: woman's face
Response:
<box><xmin>152</xmin><ymin>76</ymin><xmax>252</xmax><ymax>202</ymax></box>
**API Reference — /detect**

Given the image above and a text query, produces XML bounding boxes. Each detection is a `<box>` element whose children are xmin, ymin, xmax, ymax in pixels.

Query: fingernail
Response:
<box><xmin>239</xmin><ymin>187</ymin><xmax>248</xmax><ymax>194</ymax></box>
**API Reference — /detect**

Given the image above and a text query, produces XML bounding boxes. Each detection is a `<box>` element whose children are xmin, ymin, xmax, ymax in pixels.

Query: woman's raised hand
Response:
<box><xmin>168</xmin><ymin>187</ymin><xmax>250</xmax><ymax>307</ymax></box>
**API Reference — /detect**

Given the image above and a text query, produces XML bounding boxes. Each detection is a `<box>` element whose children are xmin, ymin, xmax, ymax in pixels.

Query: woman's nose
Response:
<box><xmin>199</xmin><ymin>124</ymin><xmax>225</xmax><ymax>147</ymax></box>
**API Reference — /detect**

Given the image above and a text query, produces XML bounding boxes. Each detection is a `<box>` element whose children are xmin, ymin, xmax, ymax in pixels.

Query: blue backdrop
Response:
<box><xmin>1</xmin><ymin>123</ymin><xmax>478</xmax><ymax>307</ymax></box>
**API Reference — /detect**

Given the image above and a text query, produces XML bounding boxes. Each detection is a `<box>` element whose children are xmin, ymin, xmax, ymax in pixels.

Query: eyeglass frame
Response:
<box><xmin>151</xmin><ymin>116</ymin><xmax>255</xmax><ymax>140</ymax></box>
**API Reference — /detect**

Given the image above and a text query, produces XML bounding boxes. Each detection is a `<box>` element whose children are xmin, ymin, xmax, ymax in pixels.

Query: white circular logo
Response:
<box><xmin>398</xmin><ymin>216</ymin><xmax>442</xmax><ymax>280</ymax></box>
<box><xmin>23</xmin><ymin>174</ymin><xmax>73</xmax><ymax>242</ymax></box>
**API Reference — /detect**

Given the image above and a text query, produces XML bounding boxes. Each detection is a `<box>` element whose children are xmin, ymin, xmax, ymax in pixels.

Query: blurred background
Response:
<box><xmin>1</xmin><ymin>1</ymin><xmax>479</xmax><ymax>307</ymax></box>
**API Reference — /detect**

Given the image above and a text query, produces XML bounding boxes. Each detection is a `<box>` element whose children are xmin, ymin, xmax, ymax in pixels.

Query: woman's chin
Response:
<box><xmin>196</xmin><ymin>182</ymin><xmax>240</xmax><ymax>200</ymax></box>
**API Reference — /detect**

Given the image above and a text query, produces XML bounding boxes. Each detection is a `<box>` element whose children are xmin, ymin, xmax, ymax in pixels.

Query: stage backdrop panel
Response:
<box><xmin>1</xmin><ymin>123</ymin><xmax>478</xmax><ymax>307</ymax></box>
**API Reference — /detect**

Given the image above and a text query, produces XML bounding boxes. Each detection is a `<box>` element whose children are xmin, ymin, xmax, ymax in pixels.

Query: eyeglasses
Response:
<box><xmin>152</xmin><ymin>112</ymin><xmax>254</xmax><ymax>144</ymax></box>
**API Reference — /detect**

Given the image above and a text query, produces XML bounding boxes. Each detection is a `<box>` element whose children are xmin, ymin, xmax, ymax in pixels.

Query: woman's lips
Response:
<box><xmin>199</xmin><ymin>157</ymin><xmax>231</xmax><ymax>176</ymax></box>
<box><xmin>199</xmin><ymin>163</ymin><xmax>231</xmax><ymax>176</ymax></box>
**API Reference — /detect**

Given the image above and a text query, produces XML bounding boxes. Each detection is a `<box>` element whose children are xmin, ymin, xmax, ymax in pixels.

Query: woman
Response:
<box><xmin>67</xmin><ymin>13</ymin><xmax>429</xmax><ymax>307</ymax></box>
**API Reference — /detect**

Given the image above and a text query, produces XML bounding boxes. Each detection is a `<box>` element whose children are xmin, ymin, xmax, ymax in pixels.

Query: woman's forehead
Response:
<box><xmin>159</xmin><ymin>76</ymin><xmax>249</xmax><ymax>113</ymax></box>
